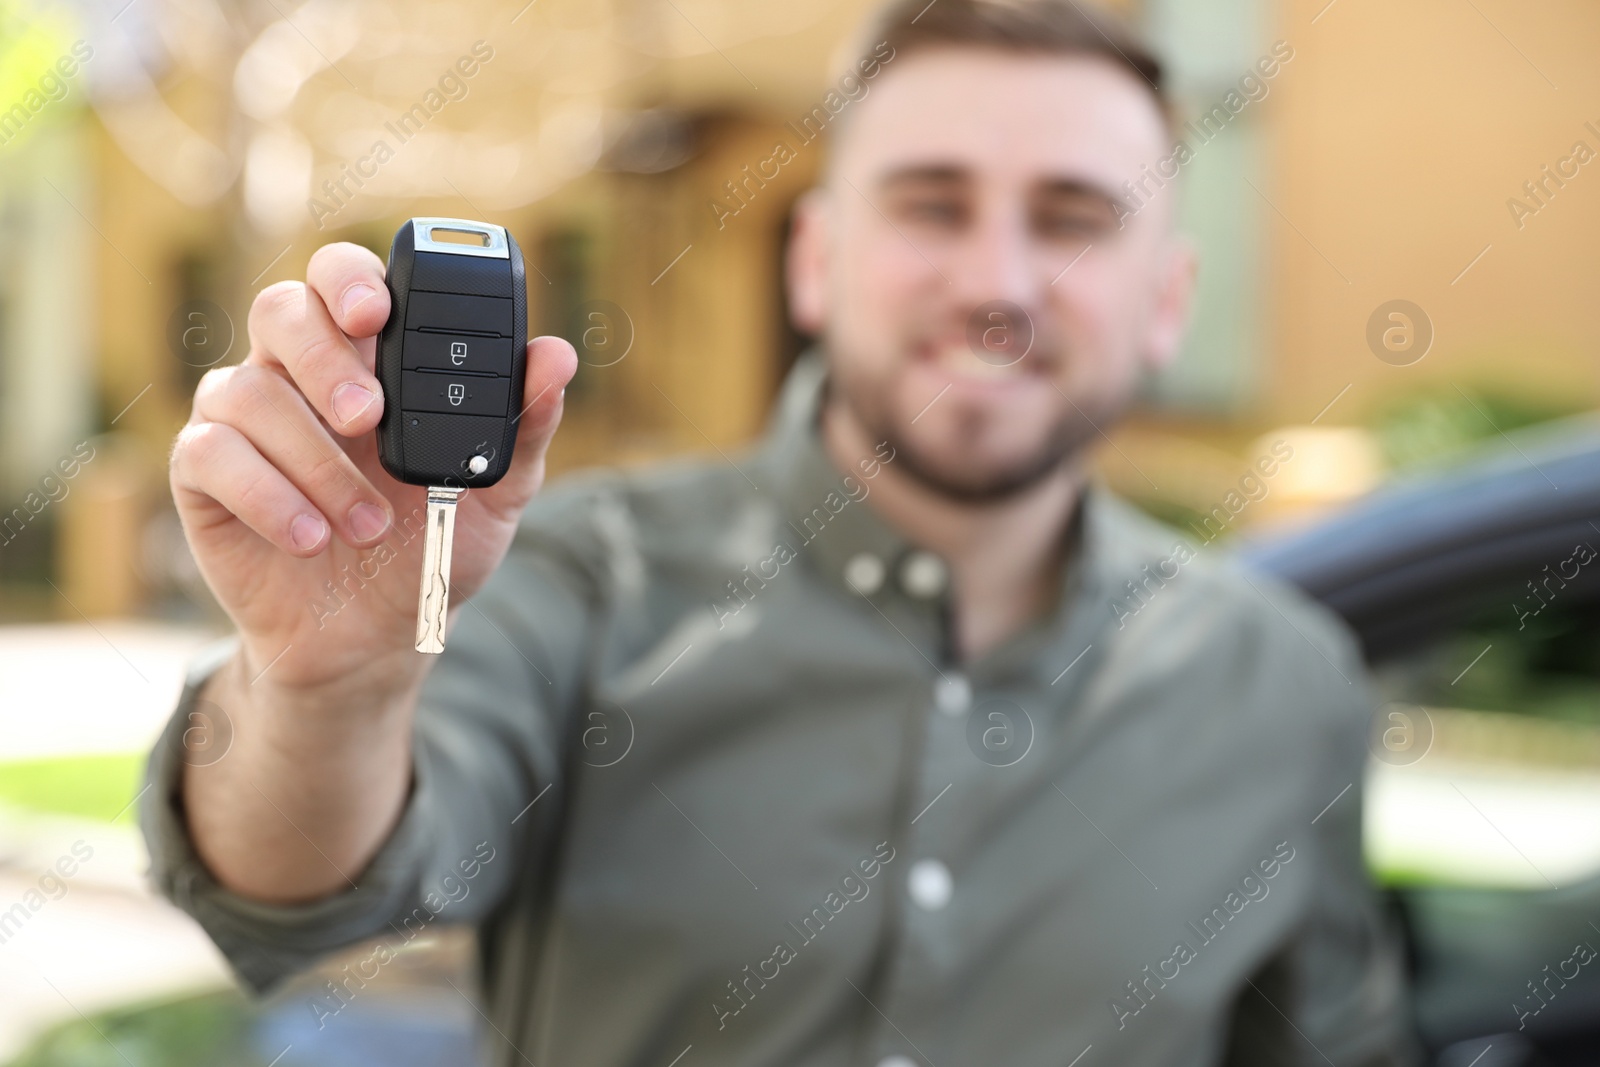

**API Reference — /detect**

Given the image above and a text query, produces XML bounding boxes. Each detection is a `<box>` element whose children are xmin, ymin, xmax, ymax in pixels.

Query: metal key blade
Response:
<box><xmin>416</xmin><ymin>485</ymin><xmax>463</xmax><ymax>654</ymax></box>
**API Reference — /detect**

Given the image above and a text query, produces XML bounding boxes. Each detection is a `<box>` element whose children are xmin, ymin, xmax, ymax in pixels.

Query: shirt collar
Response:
<box><xmin>753</xmin><ymin>348</ymin><xmax>1142</xmax><ymax>668</ymax></box>
<box><xmin>757</xmin><ymin>349</ymin><xmax>916</xmax><ymax>604</ymax></box>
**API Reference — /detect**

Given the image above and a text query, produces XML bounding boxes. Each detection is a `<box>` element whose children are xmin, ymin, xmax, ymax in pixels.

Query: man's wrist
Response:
<box><xmin>214</xmin><ymin>642</ymin><xmax>427</xmax><ymax>746</ymax></box>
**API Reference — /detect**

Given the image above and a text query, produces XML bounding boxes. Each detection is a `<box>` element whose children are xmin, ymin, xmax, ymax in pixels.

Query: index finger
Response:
<box><xmin>306</xmin><ymin>242</ymin><xmax>390</xmax><ymax>339</ymax></box>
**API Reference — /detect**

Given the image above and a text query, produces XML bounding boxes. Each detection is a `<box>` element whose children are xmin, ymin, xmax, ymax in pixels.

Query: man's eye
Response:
<box><xmin>897</xmin><ymin>199</ymin><xmax>966</xmax><ymax>227</ymax></box>
<box><xmin>1036</xmin><ymin>209</ymin><xmax>1113</xmax><ymax>238</ymax></box>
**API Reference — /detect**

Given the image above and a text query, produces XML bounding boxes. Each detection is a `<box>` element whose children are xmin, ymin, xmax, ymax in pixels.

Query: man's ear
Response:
<box><xmin>1143</xmin><ymin>234</ymin><xmax>1198</xmax><ymax>373</ymax></box>
<box><xmin>786</xmin><ymin>186</ymin><xmax>831</xmax><ymax>337</ymax></box>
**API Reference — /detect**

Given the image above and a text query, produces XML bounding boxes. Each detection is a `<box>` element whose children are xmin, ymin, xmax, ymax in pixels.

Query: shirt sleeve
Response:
<box><xmin>1220</xmin><ymin>624</ymin><xmax>1424</xmax><ymax>1067</ymax></box>
<box><xmin>139</xmin><ymin>502</ymin><xmax>608</xmax><ymax>995</ymax></box>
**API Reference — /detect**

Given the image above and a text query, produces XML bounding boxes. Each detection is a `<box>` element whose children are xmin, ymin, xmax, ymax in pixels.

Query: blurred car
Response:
<box><xmin>1241</xmin><ymin>414</ymin><xmax>1600</xmax><ymax>1066</ymax></box>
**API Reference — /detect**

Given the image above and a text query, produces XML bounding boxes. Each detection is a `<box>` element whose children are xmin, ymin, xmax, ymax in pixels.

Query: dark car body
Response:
<box><xmin>1239</xmin><ymin>418</ymin><xmax>1600</xmax><ymax>1065</ymax></box>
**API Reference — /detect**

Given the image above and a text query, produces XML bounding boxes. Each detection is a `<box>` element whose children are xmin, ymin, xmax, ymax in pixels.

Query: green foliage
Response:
<box><xmin>1439</xmin><ymin>605</ymin><xmax>1600</xmax><ymax>728</ymax></box>
<box><xmin>0</xmin><ymin>1</ymin><xmax>79</xmax><ymax>141</ymax></box>
<box><xmin>6</xmin><ymin>991</ymin><xmax>261</xmax><ymax>1067</ymax></box>
<box><xmin>0</xmin><ymin>754</ymin><xmax>145</xmax><ymax>822</ymax></box>
<box><xmin>1369</xmin><ymin>387</ymin><xmax>1579</xmax><ymax>473</ymax></box>
<box><xmin>1124</xmin><ymin>495</ymin><xmax>1206</xmax><ymax>537</ymax></box>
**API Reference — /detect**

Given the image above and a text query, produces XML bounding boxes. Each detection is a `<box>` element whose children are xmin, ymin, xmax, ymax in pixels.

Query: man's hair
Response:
<box><xmin>840</xmin><ymin>0</ymin><xmax>1170</xmax><ymax>130</ymax></box>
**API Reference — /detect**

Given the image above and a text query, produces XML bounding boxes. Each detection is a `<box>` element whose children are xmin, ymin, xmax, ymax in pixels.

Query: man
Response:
<box><xmin>147</xmin><ymin>0</ymin><xmax>1418</xmax><ymax>1064</ymax></box>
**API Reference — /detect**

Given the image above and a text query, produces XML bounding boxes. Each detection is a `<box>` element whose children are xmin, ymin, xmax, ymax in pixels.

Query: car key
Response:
<box><xmin>374</xmin><ymin>217</ymin><xmax>528</xmax><ymax>653</ymax></box>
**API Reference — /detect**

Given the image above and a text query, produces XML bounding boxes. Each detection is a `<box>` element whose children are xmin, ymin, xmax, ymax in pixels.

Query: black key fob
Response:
<box><xmin>375</xmin><ymin>217</ymin><xmax>527</xmax><ymax>488</ymax></box>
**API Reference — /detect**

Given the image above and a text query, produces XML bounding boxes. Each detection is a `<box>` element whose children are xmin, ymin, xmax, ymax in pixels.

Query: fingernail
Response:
<box><xmin>332</xmin><ymin>382</ymin><xmax>378</xmax><ymax>427</ymax></box>
<box><xmin>349</xmin><ymin>502</ymin><xmax>390</xmax><ymax>542</ymax></box>
<box><xmin>290</xmin><ymin>514</ymin><xmax>328</xmax><ymax>551</ymax></box>
<box><xmin>341</xmin><ymin>284</ymin><xmax>377</xmax><ymax>319</ymax></box>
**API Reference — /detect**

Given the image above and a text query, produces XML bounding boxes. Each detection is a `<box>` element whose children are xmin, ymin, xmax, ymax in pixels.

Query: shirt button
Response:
<box><xmin>877</xmin><ymin>1057</ymin><xmax>920</xmax><ymax>1067</ymax></box>
<box><xmin>844</xmin><ymin>552</ymin><xmax>886</xmax><ymax>595</ymax></box>
<box><xmin>899</xmin><ymin>550</ymin><xmax>947</xmax><ymax>598</ymax></box>
<box><xmin>907</xmin><ymin>858</ymin><xmax>953</xmax><ymax>911</ymax></box>
<box><xmin>933</xmin><ymin>673</ymin><xmax>971</xmax><ymax>716</ymax></box>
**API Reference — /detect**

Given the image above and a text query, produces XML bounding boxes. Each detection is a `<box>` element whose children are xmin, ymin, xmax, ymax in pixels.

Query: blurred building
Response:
<box><xmin>1</xmin><ymin>0</ymin><xmax>1598</xmax><ymax>618</ymax></box>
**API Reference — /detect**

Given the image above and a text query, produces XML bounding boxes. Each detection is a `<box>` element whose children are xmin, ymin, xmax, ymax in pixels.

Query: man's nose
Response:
<box><xmin>950</xmin><ymin>208</ymin><xmax>1040</xmax><ymax>309</ymax></box>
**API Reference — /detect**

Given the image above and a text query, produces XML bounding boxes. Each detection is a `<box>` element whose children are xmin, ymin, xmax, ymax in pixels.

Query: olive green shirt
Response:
<box><xmin>143</xmin><ymin>350</ymin><xmax>1417</xmax><ymax>1067</ymax></box>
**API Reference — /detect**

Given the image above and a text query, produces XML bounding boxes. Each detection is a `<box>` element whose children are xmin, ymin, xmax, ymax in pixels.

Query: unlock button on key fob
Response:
<box><xmin>401</xmin><ymin>330</ymin><xmax>515</xmax><ymax>375</ymax></box>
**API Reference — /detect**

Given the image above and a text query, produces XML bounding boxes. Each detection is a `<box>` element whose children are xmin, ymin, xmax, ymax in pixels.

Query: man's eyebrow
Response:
<box><xmin>876</xmin><ymin>168</ymin><xmax>1130</xmax><ymax>215</ymax></box>
<box><xmin>878</xmin><ymin>165</ymin><xmax>970</xmax><ymax>188</ymax></box>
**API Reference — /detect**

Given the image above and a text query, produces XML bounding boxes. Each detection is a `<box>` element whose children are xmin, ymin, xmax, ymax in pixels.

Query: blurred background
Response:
<box><xmin>1</xmin><ymin>0</ymin><xmax>1599</xmax><ymax>1063</ymax></box>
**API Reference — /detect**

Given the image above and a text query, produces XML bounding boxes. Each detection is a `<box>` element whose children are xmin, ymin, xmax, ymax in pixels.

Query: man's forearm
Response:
<box><xmin>180</xmin><ymin>648</ymin><xmax>425</xmax><ymax>904</ymax></box>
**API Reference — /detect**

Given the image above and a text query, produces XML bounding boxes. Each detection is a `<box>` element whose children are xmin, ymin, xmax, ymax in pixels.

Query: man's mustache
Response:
<box><xmin>909</xmin><ymin>301</ymin><xmax>1063</xmax><ymax>369</ymax></box>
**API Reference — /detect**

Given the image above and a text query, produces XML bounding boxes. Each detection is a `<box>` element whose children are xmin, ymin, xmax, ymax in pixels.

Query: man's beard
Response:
<box><xmin>826</xmin><ymin>367</ymin><xmax>1123</xmax><ymax>504</ymax></box>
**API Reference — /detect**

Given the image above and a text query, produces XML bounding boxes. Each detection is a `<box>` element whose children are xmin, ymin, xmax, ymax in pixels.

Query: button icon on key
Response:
<box><xmin>450</xmin><ymin>341</ymin><xmax>467</xmax><ymax>365</ymax></box>
<box><xmin>448</xmin><ymin>382</ymin><xmax>465</xmax><ymax>406</ymax></box>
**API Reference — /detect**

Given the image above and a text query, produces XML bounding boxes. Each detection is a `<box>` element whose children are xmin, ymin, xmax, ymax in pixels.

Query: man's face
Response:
<box><xmin>789</xmin><ymin>48</ymin><xmax>1194</xmax><ymax>501</ymax></box>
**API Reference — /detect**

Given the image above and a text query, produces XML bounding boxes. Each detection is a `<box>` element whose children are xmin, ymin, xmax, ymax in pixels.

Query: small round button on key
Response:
<box><xmin>467</xmin><ymin>454</ymin><xmax>489</xmax><ymax>475</ymax></box>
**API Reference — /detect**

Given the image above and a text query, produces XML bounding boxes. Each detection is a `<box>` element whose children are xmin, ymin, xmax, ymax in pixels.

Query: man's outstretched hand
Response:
<box><xmin>170</xmin><ymin>241</ymin><xmax>578</xmax><ymax>698</ymax></box>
